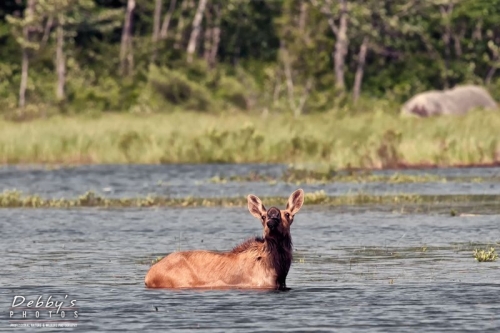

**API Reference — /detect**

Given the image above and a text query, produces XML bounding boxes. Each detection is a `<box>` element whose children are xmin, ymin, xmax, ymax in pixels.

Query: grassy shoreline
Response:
<box><xmin>1</xmin><ymin>111</ymin><xmax>500</xmax><ymax>169</ymax></box>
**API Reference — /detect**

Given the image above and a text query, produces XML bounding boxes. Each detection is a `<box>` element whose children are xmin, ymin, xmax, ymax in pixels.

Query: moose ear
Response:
<box><xmin>247</xmin><ymin>194</ymin><xmax>267</xmax><ymax>220</ymax></box>
<box><xmin>286</xmin><ymin>189</ymin><xmax>304</xmax><ymax>215</ymax></box>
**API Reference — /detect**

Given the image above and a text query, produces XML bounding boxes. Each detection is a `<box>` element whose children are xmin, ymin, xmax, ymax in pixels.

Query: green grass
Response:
<box><xmin>1</xmin><ymin>110</ymin><xmax>500</xmax><ymax>168</ymax></box>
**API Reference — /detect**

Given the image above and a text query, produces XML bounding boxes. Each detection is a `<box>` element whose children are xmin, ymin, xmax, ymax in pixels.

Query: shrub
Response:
<box><xmin>215</xmin><ymin>76</ymin><xmax>250</xmax><ymax>110</ymax></box>
<box><xmin>142</xmin><ymin>66</ymin><xmax>214</xmax><ymax>112</ymax></box>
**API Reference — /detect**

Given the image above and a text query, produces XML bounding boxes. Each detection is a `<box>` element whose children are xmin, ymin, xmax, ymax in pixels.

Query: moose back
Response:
<box><xmin>144</xmin><ymin>189</ymin><xmax>305</xmax><ymax>290</ymax></box>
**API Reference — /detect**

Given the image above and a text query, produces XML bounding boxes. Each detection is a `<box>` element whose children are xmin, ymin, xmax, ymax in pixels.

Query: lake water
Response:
<box><xmin>1</xmin><ymin>164</ymin><xmax>499</xmax><ymax>332</ymax></box>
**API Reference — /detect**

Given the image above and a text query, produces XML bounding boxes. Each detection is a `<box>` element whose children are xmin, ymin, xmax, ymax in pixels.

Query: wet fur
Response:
<box><xmin>144</xmin><ymin>236</ymin><xmax>293</xmax><ymax>290</ymax></box>
<box><xmin>144</xmin><ymin>190</ymin><xmax>303</xmax><ymax>290</ymax></box>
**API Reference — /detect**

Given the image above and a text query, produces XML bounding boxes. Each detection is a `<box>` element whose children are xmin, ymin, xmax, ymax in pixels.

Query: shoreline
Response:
<box><xmin>0</xmin><ymin>161</ymin><xmax>499</xmax><ymax>171</ymax></box>
<box><xmin>2</xmin><ymin>112</ymin><xmax>500</xmax><ymax>169</ymax></box>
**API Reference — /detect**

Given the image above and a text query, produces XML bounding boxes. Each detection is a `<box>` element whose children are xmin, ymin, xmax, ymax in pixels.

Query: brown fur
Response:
<box><xmin>144</xmin><ymin>189</ymin><xmax>305</xmax><ymax>290</ymax></box>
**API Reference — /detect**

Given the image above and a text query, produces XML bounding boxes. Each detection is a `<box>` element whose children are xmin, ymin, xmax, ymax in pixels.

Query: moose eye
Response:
<box><xmin>261</xmin><ymin>216</ymin><xmax>266</xmax><ymax>221</ymax></box>
<box><xmin>285</xmin><ymin>213</ymin><xmax>290</xmax><ymax>219</ymax></box>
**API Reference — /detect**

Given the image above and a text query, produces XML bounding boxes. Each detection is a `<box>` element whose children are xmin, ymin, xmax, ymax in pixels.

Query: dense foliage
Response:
<box><xmin>1</xmin><ymin>0</ymin><xmax>499</xmax><ymax>116</ymax></box>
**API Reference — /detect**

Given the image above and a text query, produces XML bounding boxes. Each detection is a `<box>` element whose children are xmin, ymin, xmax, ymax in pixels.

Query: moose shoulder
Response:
<box><xmin>144</xmin><ymin>189</ymin><xmax>305</xmax><ymax>290</ymax></box>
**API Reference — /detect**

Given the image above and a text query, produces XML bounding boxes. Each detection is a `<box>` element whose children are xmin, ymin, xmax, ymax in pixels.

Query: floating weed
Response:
<box><xmin>473</xmin><ymin>248</ymin><xmax>498</xmax><ymax>262</ymax></box>
<box><xmin>1</xmin><ymin>189</ymin><xmax>500</xmax><ymax>210</ymax></box>
<box><xmin>208</xmin><ymin>176</ymin><xmax>228</xmax><ymax>184</ymax></box>
<box><xmin>340</xmin><ymin>245</ymin><xmax>471</xmax><ymax>264</ymax></box>
<box><xmin>151</xmin><ymin>256</ymin><xmax>164</xmax><ymax>265</ymax></box>
<box><xmin>451</xmin><ymin>241</ymin><xmax>498</xmax><ymax>253</ymax></box>
<box><xmin>208</xmin><ymin>167</ymin><xmax>493</xmax><ymax>185</ymax></box>
<box><xmin>294</xmin><ymin>256</ymin><xmax>306</xmax><ymax>264</ymax></box>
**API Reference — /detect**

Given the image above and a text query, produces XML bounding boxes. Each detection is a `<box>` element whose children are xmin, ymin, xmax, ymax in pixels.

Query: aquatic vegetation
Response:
<box><xmin>208</xmin><ymin>167</ymin><xmax>488</xmax><ymax>185</ymax></box>
<box><xmin>151</xmin><ymin>256</ymin><xmax>164</xmax><ymax>265</ymax></box>
<box><xmin>473</xmin><ymin>248</ymin><xmax>498</xmax><ymax>262</ymax></box>
<box><xmin>1</xmin><ymin>189</ymin><xmax>500</xmax><ymax>211</ymax></box>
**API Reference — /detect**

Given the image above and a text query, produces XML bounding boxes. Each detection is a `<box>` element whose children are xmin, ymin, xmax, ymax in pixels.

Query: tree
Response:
<box><xmin>173</xmin><ymin>0</ymin><xmax>192</xmax><ymax>50</ymax></box>
<box><xmin>275</xmin><ymin>0</ymin><xmax>327</xmax><ymax>115</ymax></box>
<box><xmin>37</xmin><ymin>0</ymin><xmax>97</xmax><ymax>102</ymax></box>
<box><xmin>7</xmin><ymin>0</ymin><xmax>37</xmax><ymax>108</ymax></box>
<box><xmin>311</xmin><ymin>0</ymin><xmax>349</xmax><ymax>91</ymax></box>
<box><xmin>1</xmin><ymin>0</ymin><xmax>500</xmax><ymax>115</ymax></box>
<box><xmin>160</xmin><ymin>0</ymin><xmax>177</xmax><ymax>40</ymax></box>
<box><xmin>120</xmin><ymin>0</ymin><xmax>135</xmax><ymax>76</ymax></box>
<box><xmin>151</xmin><ymin>0</ymin><xmax>162</xmax><ymax>64</ymax></box>
<box><xmin>186</xmin><ymin>0</ymin><xmax>208</xmax><ymax>63</ymax></box>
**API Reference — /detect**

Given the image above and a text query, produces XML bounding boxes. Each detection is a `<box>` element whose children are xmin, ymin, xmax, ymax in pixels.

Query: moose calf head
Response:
<box><xmin>247</xmin><ymin>189</ymin><xmax>304</xmax><ymax>240</ymax></box>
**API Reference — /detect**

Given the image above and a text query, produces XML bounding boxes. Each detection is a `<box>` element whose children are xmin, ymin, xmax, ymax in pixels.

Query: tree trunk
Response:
<box><xmin>453</xmin><ymin>28</ymin><xmax>464</xmax><ymax>57</ymax></box>
<box><xmin>440</xmin><ymin>4</ymin><xmax>453</xmax><ymax>89</ymax></box>
<box><xmin>151</xmin><ymin>0</ymin><xmax>163</xmax><ymax>64</ymax></box>
<box><xmin>186</xmin><ymin>0</ymin><xmax>209</xmax><ymax>63</ymax></box>
<box><xmin>296</xmin><ymin>78</ymin><xmax>313</xmax><ymax>117</ymax></box>
<box><xmin>56</xmin><ymin>14</ymin><xmax>66</xmax><ymax>101</ymax></box>
<box><xmin>208</xmin><ymin>3</ymin><xmax>221</xmax><ymax>68</ymax></box>
<box><xmin>333</xmin><ymin>0</ymin><xmax>348</xmax><ymax>91</ymax></box>
<box><xmin>281</xmin><ymin>44</ymin><xmax>313</xmax><ymax>118</ymax></box>
<box><xmin>485</xmin><ymin>38</ymin><xmax>500</xmax><ymax>85</ymax></box>
<box><xmin>298</xmin><ymin>1</ymin><xmax>308</xmax><ymax>32</ymax></box>
<box><xmin>19</xmin><ymin>50</ymin><xmax>29</xmax><ymax>109</ymax></box>
<box><xmin>203</xmin><ymin>6</ymin><xmax>213</xmax><ymax>65</ymax></box>
<box><xmin>485</xmin><ymin>65</ymin><xmax>498</xmax><ymax>86</ymax></box>
<box><xmin>174</xmin><ymin>0</ymin><xmax>189</xmax><ymax>49</ymax></box>
<box><xmin>310</xmin><ymin>0</ymin><xmax>348</xmax><ymax>91</ymax></box>
<box><xmin>472</xmin><ymin>21</ymin><xmax>482</xmax><ymax>41</ymax></box>
<box><xmin>353</xmin><ymin>37</ymin><xmax>368</xmax><ymax>103</ymax></box>
<box><xmin>19</xmin><ymin>0</ymin><xmax>36</xmax><ymax>109</ymax></box>
<box><xmin>273</xmin><ymin>69</ymin><xmax>282</xmax><ymax>106</ymax></box>
<box><xmin>160</xmin><ymin>0</ymin><xmax>177</xmax><ymax>39</ymax></box>
<box><xmin>282</xmin><ymin>47</ymin><xmax>295</xmax><ymax>110</ymax></box>
<box><xmin>41</xmin><ymin>16</ymin><xmax>54</xmax><ymax>48</ymax></box>
<box><xmin>119</xmin><ymin>0</ymin><xmax>136</xmax><ymax>76</ymax></box>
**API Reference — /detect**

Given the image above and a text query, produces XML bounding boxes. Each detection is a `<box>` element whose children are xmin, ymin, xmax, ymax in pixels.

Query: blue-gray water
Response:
<box><xmin>1</xmin><ymin>164</ymin><xmax>499</xmax><ymax>332</ymax></box>
<box><xmin>1</xmin><ymin>164</ymin><xmax>500</xmax><ymax>198</ymax></box>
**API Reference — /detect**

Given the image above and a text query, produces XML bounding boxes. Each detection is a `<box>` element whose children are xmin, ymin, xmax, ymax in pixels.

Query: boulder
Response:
<box><xmin>401</xmin><ymin>85</ymin><xmax>498</xmax><ymax>117</ymax></box>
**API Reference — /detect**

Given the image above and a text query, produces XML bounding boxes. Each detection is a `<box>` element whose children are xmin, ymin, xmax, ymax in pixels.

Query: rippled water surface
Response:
<box><xmin>1</xmin><ymin>165</ymin><xmax>500</xmax><ymax>332</ymax></box>
<box><xmin>1</xmin><ymin>164</ymin><xmax>500</xmax><ymax>198</ymax></box>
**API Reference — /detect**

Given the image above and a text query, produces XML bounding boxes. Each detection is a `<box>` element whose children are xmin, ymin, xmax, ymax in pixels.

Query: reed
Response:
<box><xmin>1</xmin><ymin>189</ymin><xmax>499</xmax><ymax>209</ymax></box>
<box><xmin>1</xmin><ymin>110</ymin><xmax>499</xmax><ymax>168</ymax></box>
<box><xmin>208</xmin><ymin>168</ymin><xmax>496</xmax><ymax>184</ymax></box>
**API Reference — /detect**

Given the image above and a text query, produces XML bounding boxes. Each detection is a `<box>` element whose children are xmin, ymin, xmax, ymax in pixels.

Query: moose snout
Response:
<box><xmin>267</xmin><ymin>219</ymin><xmax>279</xmax><ymax>230</ymax></box>
<box><xmin>266</xmin><ymin>207</ymin><xmax>281</xmax><ymax>230</ymax></box>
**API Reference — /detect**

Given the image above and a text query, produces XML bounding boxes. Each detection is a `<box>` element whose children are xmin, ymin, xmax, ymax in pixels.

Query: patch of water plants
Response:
<box><xmin>2</xmin><ymin>189</ymin><xmax>500</xmax><ymax>213</ymax></box>
<box><xmin>208</xmin><ymin>166</ymin><xmax>495</xmax><ymax>185</ymax></box>
<box><xmin>473</xmin><ymin>247</ymin><xmax>498</xmax><ymax>262</ymax></box>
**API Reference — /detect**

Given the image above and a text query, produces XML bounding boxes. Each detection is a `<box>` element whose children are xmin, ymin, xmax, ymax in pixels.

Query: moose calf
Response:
<box><xmin>144</xmin><ymin>189</ymin><xmax>304</xmax><ymax>290</ymax></box>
